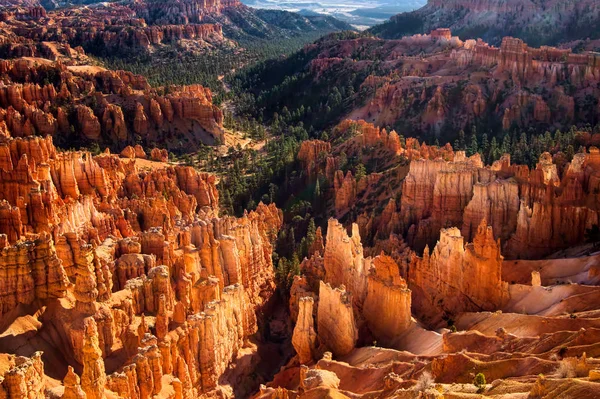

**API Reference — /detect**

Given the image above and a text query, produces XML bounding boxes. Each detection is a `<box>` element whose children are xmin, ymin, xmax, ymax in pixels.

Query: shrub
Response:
<box><xmin>474</xmin><ymin>373</ymin><xmax>486</xmax><ymax>391</ymax></box>
<box><xmin>555</xmin><ymin>360</ymin><xmax>575</xmax><ymax>378</ymax></box>
<box><xmin>415</xmin><ymin>372</ymin><xmax>434</xmax><ymax>392</ymax></box>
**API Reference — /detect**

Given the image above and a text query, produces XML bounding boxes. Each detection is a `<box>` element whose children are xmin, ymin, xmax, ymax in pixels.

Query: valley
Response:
<box><xmin>240</xmin><ymin>0</ymin><xmax>425</xmax><ymax>29</ymax></box>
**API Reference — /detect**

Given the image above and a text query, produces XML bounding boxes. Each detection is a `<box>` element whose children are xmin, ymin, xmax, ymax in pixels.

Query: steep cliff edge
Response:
<box><xmin>372</xmin><ymin>0</ymin><xmax>600</xmax><ymax>47</ymax></box>
<box><xmin>399</xmin><ymin>149</ymin><xmax>600</xmax><ymax>259</ymax></box>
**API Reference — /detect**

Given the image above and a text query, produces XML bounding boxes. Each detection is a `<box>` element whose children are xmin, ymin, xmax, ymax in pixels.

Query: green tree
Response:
<box><xmin>474</xmin><ymin>373</ymin><xmax>486</xmax><ymax>392</ymax></box>
<box><xmin>338</xmin><ymin>152</ymin><xmax>348</xmax><ymax>171</ymax></box>
<box><xmin>489</xmin><ymin>137</ymin><xmax>501</xmax><ymax>162</ymax></box>
<box><xmin>468</xmin><ymin>131</ymin><xmax>479</xmax><ymax>156</ymax></box>
<box><xmin>566</xmin><ymin>144</ymin><xmax>575</xmax><ymax>160</ymax></box>
<box><xmin>481</xmin><ymin>133</ymin><xmax>489</xmax><ymax>156</ymax></box>
<box><xmin>269</xmin><ymin>183</ymin><xmax>278</xmax><ymax>204</ymax></box>
<box><xmin>355</xmin><ymin>163</ymin><xmax>367</xmax><ymax>181</ymax></box>
<box><xmin>457</xmin><ymin>129</ymin><xmax>466</xmax><ymax>150</ymax></box>
<box><xmin>306</xmin><ymin>218</ymin><xmax>316</xmax><ymax>248</ymax></box>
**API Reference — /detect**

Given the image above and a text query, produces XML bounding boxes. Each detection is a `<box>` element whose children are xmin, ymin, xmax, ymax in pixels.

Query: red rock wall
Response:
<box><xmin>409</xmin><ymin>220</ymin><xmax>509</xmax><ymax>326</ymax></box>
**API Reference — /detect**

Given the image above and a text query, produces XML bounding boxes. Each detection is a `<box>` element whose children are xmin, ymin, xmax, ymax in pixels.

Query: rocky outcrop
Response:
<box><xmin>102</xmin><ymin>104</ymin><xmax>127</xmax><ymax>142</ymax></box>
<box><xmin>333</xmin><ymin>170</ymin><xmax>356</xmax><ymax>216</ymax></box>
<box><xmin>292</xmin><ymin>296</ymin><xmax>317</xmax><ymax>364</ymax></box>
<box><xmin>120</xmin><ymin>146</ymin><xmax>136</xmax><ymax>159</ymax></box>
<box><xmin>81</xmin><ymin>318</ymin><xmax>107</xmax><ymax>399</ymax></box>
<box><xmin>1</xmin><ymin>352</ymin><xmax>46</xmax><ymax>399</ymax></box>
<box><xmin>332</xmin><ymin>120</ymin><xmax>404</xmax><ymax>156</ymax></box>
<box><xmin>317</xmin><ymin>281</ymin><xmax>356</xmax><ymax>357</ymax></box>
<box><xmin>296</xmin><ymin>28</ymin><xmax>600</xmax><ymax>139</ymax></box>
<box><xmin>400</xmin><ymin>150</ymin><xmax>600</xmax><ymax>258</ymax></box>
<box><xmin>133</xmin><ymin>103</ymin><xmax>148</xmax><ymax>136</ymax></box>
<box><xmin>409</xmin><ymin>220</ymin><xmax>509</xmax><ymax>326</ymax></box>
<box><xmin>76</xmin><ymin>105</ymin><xmax>101</xmax><ymax>141</ymax></box>
<box><xmin>62</xmin><ymin>366</ymin><xmax>87</xmax><ymax>399</ymax></box>
<box><xmin>323</xmin><ymin>219</ymin><xmax>368</xmax><ymax>305</ymax></box>
<box><xmin>401</xmin><ymin>152</ymin><xmax>486</xmax><ymax>251</ymax></box>
<box><xmin>131</xmin><ymin>0</ymin><xmax>239</xmax><ymax>24</ymax></box>
<box><xmin>0</xmin><ymin>60</ymin><xmax>224</xmax><ymax>150</ymax></box>
<box><xmin>0</xmin><ymin>0</ymin><xmax>227</xmax><ymax>55</ymax></box>
<box><xmin>363</xmin><ymin>255</ymin><xmax>411</xmax><ymax>346</ymax></box>
<box><xmin>150</xmin><ymin>148</ymin><xmax>168</xmax><ymax>162</ymax></box>
<box><xmin>0</xmin><ymin>122</ymin><xmax>283</xmax><ymax>397</ymax></box>
<box><xmin>306</xmin><ymin>218</ymin><xmax>413</xmax><ymax>351</ymax></box>
<box><xmin>120</xmin><ymin>145</ymin><xmax>146</xmax><ymax>160</ymax></box>
<box><xmin>461</xmin><ymin>178</ymin><xmax>520</xmax><ymax>243</ymax></box>
<box><xmin>74</xmin><ymin>244</ymin><xmax>99</xmax><ymax>315</ymax></box>
<box><xmin>297</xmin><ymin>140</ymin><xmax>330</xmax><ymax>179</ymax></box>
<box><xmin>0</xmin><ymin>233</ymin><xmax>69</xmax><ymax>317</ymax></box>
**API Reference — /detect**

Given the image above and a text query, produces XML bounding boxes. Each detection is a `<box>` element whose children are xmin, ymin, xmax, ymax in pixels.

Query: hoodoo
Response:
<box><xmin>1</xmin><ymin>0</ymin><xmax>600</xmax><ymax>397</ymax></box>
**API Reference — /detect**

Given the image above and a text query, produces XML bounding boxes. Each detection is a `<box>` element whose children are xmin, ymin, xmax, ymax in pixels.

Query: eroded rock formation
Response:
<box><xmin>409</xmin><ymin>220</ymin><xmax>509</xmax><ymax>326</ymax></box>
<box><xmin>0</xmin><ymin>59</ymin><xmax>224</xmax><ymax>150</ymax></box>
<box><xmin>400</xmin><ymin>149</ymin><xmax>600</xmax><ymax>258</ymax></box>
<box><xmin>317</xmin><ymin>281</ymin><xmax>356</xmax><ymax>357</ymax></box>
<box><xmin>292</xmin><ymin>297</ymin><xmax>317</xmax><ymax>364</ymax></box>
<box><xmin>0</xmin><ymin>131</ymin><xmax>282</xmax><ymax>397</ymax></box>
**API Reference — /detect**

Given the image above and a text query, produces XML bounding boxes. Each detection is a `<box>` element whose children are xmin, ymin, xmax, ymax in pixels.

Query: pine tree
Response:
<box><xmin>481</xmin><ymin>133</ymin><xmax>489</xmax><ymax>154</ymax></box>
<box><xmin>355</xmin><ymin>163</ymin><xmax>367</xmax><ymax>181</ymax></box>
<box><xmin>269</xmin><ymin>183</ymin><xmax>278</xmax><ymax>204</ymax></box>
<box><xmin>468</xmin><ymin>132</ymin><xmax>479</xmax><ymax>156</ymax></box>
<box><xmin>489</xmin><ymin>137</ymin><xmax>501</xmax><ymax>162</ymax></box>
<box><xmin>501</xmin><ymin>134</ymin><xmax>511</xmax><ymax>155</ymax></box>
<box><xmin>458</xmin><ymin>130</ymin><xmax>466</xmax><ymax>150</ymax></box>
<box><xmin>314</xmin><ymin>179</ymin><xmax>321</xmax><ymax>202</ymax></box>
<box><xmin>566</xmin><ymin>144</ymin><xmax>575</xmax><ymax>160</ymax></box>
<box><xmin>291</xmin><ymin>254</ymin><xmax>300</xmax><ymax>277</ymax></box>
<box><xmin>306</xmin><ymin>218</ymin><xmax>316</xmax><ymax>248</ymax></box>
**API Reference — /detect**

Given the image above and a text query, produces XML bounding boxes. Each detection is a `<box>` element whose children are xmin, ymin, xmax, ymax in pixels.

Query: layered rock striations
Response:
<box><xmin>291</xmin><ymin>30</ymin><xmax>600</xmax><ymax>137</ymax></box>
<box><xmin>317</xmin><ymin>281</ymin><xmax>357</xmax><ymax>357</ymax></box>
<box><xmin>363</xmin><ymin>254</ymin><xmax>412</xmax><ymax>346</ymax></box>
<box><xmin>409</xmin><ymin>220</ymin><xmax>509</xmax><ymax>326</ymax></box>
<box><xmin>0</xmin><ymin>1</ymin><xmax>227</xmax><ymax>57</ymax></box>
<box><xmin>292</xmin><ymin>218</ymin><xmax>412</xmax><ymax>360</ymax></box>
<box><xmin>292</xmin><ymin>296</ymin><xmax>317</xmax><ymax>364</ymax></box>
<box><xmin>314</xmin><ymin>120</ymin><xmax>455</xmax><ymax>221</ymax></box>
<box><xmin>385</xmin><ymin>0</ymin><xmax>600</xmax><ymax>48</ymax></box>
<box><xmin>0</xmin><ymin>232</ymin><xmax>69</xmax><ymax>317</ymax></box>
<box><xmin>399</xmin><ymin>149</ymin><xmax>600</xmax><ymax>258</ymax></box>
<box><xmin>0</xmin><ymin>129</ymin><xmax>282</xmax><ymax>397</ymax></box>
<box><xmin>297</xmin><ymin>140</ymin><xmax>331</xmax><ymax>179</ymax></box>
<box><xmin>0</xmin><ymin>59</ymin><xmax>224</xmax><ymax>149</ymax></box>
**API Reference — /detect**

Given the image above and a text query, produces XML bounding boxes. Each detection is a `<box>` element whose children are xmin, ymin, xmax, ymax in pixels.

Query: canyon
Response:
<box><xmin>294</xmin><ymin>29</ymin><xmax>600</xmax><ymax>141</ymax></box>
<box><xmin>256</xmin><ymin>117</ymin><xmax>600</xmax><ymax>397</ymax></box>
<box><xmin>0</xmin><ymin>0</ymin><xmax>600</xmax><ymax>396</ymax></box>
<box><xmin>302</xmin><ymin>119</ymin><xmax>600</xmax><ymax>260</ymax></box>
<box><xmin>0</xmin><ymin>129</ymin><xmax>284</xmax><ymax>398</ymax></box>
<box><xmin>0</xmin><ymin>0</ymin><xmax>351</xmax><ymax>63</ymax></box>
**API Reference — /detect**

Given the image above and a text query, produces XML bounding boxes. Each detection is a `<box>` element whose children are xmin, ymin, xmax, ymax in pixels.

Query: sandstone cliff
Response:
<box><xmin>0</xmin><ymin>59</ymin><xmax>224</xmax><ymax>150</ymax></box>
<box><xmin>317</xmin><ymin>281</ymin><xmax>356</xmax><ymax>357</ymax></box>
<box><xmin>409</xmin><ymin>220</ymin><xmax>509</xmax><ymax>326</ymax></box>
<box><xmin>400</xmin><ymin>150</ymin><xmax>600</xmax><ymax>258</ymax></box>
<box><xmin>0</xmin><ymin>130</ymin><xmax>282</xmax><ymax>397</ymax></box>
